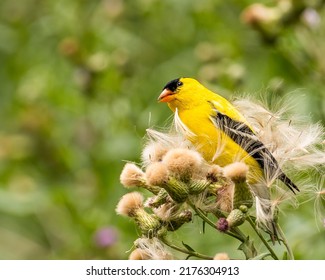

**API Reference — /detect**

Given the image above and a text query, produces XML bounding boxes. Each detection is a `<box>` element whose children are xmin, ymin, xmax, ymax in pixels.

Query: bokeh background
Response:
<box><xmin>0</xmin><ymin>0</ymin><xmax>324</xmax><ymax>259</ymax></box>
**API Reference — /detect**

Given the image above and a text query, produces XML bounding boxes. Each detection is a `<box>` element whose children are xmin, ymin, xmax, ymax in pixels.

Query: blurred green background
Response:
<box><xmin>0</xmin><ymin>0</ymin><xmax>324</xmax><ymax>260</ymax></box>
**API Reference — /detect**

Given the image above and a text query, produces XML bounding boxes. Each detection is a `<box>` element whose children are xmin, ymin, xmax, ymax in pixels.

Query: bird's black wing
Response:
<box><xmin>210</xmin><ymin>109</ymin><xmax>299</xmax><ymax>193</ymax></box>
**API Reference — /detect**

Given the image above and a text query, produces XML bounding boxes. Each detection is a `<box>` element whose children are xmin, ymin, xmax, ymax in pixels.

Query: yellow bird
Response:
<box><xmin>158</xmin><ymin>77</ymin><xmax>299</xmax><ymax>194</ymax></box>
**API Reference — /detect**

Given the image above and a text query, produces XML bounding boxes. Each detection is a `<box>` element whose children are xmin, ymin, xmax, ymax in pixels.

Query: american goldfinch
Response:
<box><xmin>158</xmin><ymin>77</ymin><xmax>299</xmax><ymax>195</ymax></box>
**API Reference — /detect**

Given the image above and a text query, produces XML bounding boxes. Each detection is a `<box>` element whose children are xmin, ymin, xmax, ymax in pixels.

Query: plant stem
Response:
<box><xmin>246</xmin><ymin>216</ymin><xmax>279</xmax><ymax>260</ymax></box>
<box><xmin>229</xmin><ymin>227</ymin><xmax>248</xmax><ymax>241</ymax></box>
<box><xmin>275</xmin><ymin>223</ymin><xmax>294</xmax><ymax>260</ymax></box>
<box><xmin>188</xmin><ymin>201</ymin><xmax>245</xmax><ymax>242</ymax></box>
<box><xmin>161</xmin><ymin>237</ymin><xmax>213</xmax><ymax>260</ymax></box>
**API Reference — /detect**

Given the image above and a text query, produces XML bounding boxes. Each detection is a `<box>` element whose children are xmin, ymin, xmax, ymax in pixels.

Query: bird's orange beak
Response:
<box><xmin>158</xmin><ymin>89</ymin><xmax>175</xmax><ymax>103</ymax></box>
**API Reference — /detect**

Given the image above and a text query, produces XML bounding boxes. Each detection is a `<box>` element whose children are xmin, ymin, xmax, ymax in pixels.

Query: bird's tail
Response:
<box><xmin>260</xmin><ymin>219</ymin><xmax>279</xmax><ymax>244</ymax></box>
<box><xmin>278</xmin><ymin>173</ymin><xmax>299</xmax><ymax>194</ymax></box>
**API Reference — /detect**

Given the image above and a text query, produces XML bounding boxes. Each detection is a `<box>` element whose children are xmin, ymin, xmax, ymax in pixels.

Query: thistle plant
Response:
<box><xmin>117</xmin><ymin>99</ymin><xmax>325</xmax><ymax>260</ymax></box>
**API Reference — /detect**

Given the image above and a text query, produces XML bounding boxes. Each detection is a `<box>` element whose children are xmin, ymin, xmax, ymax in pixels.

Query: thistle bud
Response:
<box><xmin>224</xmin><ymin>162</ymin><xmax>253</xmax><ymax>209</ymax></box>
<box><xmin>146</xmin><ymin>189</ymin><xmax>169</xmax><ymax>208</ymax></box>
<box><xmin>239</xmin><ymin>205</ymin><xmax>248</xmax><ymax>213</ymax></box>
<box><xmin>165</xmin><ymin>209</ymin><xmax>192</xmax><ymax>231</ymax></box>
<box><xmin>163</xmin><ymin>177</ymin><xmax>189</xmax><ymax>203</ymax></box>
<box><xmin>188</xmin><ymin>179</ymin><xmax>210</xmax><ymax>195</ymax></box>
<box><xmin>226</xmin><ymin>209</ymin><xmax>247</xmax><ymax>228</ymax></box>
<box><xmin>163</xmin><ymin>148</ymin><xmax>203</xmax><ymax>182</ymax></box>
<box><xmin>134</xmin><ymin>208</ymin><xmax>162</xmax><ymax>238</ymax></box>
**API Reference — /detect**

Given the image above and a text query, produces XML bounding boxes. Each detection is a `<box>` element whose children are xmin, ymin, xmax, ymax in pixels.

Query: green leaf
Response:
<box><xmin>282</xmin><ymin>251</ymin><xmax>288</xmax><ymax>260</ymax></box>
<box><xmin>238</xmin><ymin>237</ymin><xmax>257</xmax><ymax>259</ymax></box>
<box><xmin>182</xmin><ymin>241</ymin><xmax>195</xmax><ymax>252</ymax></box>
<box><xmin>249</xmin><ymin>253</ymin><xmax>271</xmax><ymax>260</ymax></box>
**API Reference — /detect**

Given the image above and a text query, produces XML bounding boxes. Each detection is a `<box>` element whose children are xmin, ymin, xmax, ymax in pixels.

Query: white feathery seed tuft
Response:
<box><xmin>128</xmin><ymin>248</ymin><xmax>150</xmax><ymax>260</ymax></box>
<box><xmin>234</xmin><ymin>98</ymin><xmax>325</xmax><ymax>170</ymax></box>
<box><xmin>141</xmin><ymin>141</ymin><xmax>168</xmax><ymax>167</ymax></box>
<box><xmin>255</xmin><ymin>196</ymin><xmax>275</xmax><ymax>228</ymax></box>
<box><xmin>174</xmin><ymin>108</ymin><xmax>196</xmax><ymax>137</ymax></box>
<box><xmin>134</xmin><ymin>237</ymin><xmax>173</xmax><ymax>260</ymax></box>
<box><xmin>145</xmin><ymin>128</ymin><xmax>191</xmax><ymax>151</ymax></box>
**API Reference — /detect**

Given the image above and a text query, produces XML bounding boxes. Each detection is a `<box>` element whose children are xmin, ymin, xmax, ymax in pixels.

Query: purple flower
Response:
<box><xmin>216</xmin><ymin>218</ymin><xmax>229</xmax><ymax>232</ymax></box>
<box><xmin>94</xmin><ymin>227</ymin><xmax>118</xmax><ymax>248</ymax></box>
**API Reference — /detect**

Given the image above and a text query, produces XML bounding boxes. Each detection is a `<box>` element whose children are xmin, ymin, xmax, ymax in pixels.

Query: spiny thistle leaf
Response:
<box><xmin>182</xmin><ymin>241</ymin><xmax>195</xmax><ymax>252</ymax></box>
<box><xmin>238</xmin><ymin>237</ymin><xmax>257</xmax><ymax>259</ymax></box>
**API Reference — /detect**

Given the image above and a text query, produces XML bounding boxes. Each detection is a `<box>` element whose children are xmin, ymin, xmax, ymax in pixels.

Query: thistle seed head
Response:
<box><xmin>206</xmin><ymin>164</ymin><xmax>224</xmax><ymax>182</ymax></box>
<box><xmin>145</xmin><ymin>162</ymin><xmax>169</xmax><ymax>186</ymax></box>
<box><xmin>128</xmin><ymin>248</ymin><xmax>150</xmax><ymax>260</ymax></box>
<box><xmin>116</xmin><ymin>192</ymin><xmax>144</xmax><ymax>217</ymax></box>
<box><xmin>120</xmin><ymin>163</ymin><xmax>145</xmax><ymax>188</ymax></box>
<box><xmin>142</xmin><ymin>141</ymin><xmax>168</xmax><ymax>166</ymax></box>
<box><xmin>134</xmin><ymin>237</ymin><xmax>173</xmax><ymax>260</ymax></box>
<box><xmin>223</xmin><ymin>162</ymin><xmax>249</xmax><ymax>183</ymax></box>
<box><xmin>163</xmin><ymin>148</ymin><xmax>203</xmax><ymax>181</ymax></box>
<box><xmin>213</xmin><ymin>252</ymin><xmax>230</xmax><ymax>260</ymax></box>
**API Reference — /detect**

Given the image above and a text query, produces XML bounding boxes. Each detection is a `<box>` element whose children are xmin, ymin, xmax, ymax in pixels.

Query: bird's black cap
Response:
<box><xmin>163</xmin><ymin>78</ymin><xmax>183</xmax><ymax>92</ymax></box>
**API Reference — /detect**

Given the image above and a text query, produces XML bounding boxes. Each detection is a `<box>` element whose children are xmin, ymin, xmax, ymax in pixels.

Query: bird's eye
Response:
<box><xmin>177</xmin><ymin>81</ymin><xmax>183</xmax><ymax>87</ymax></box>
